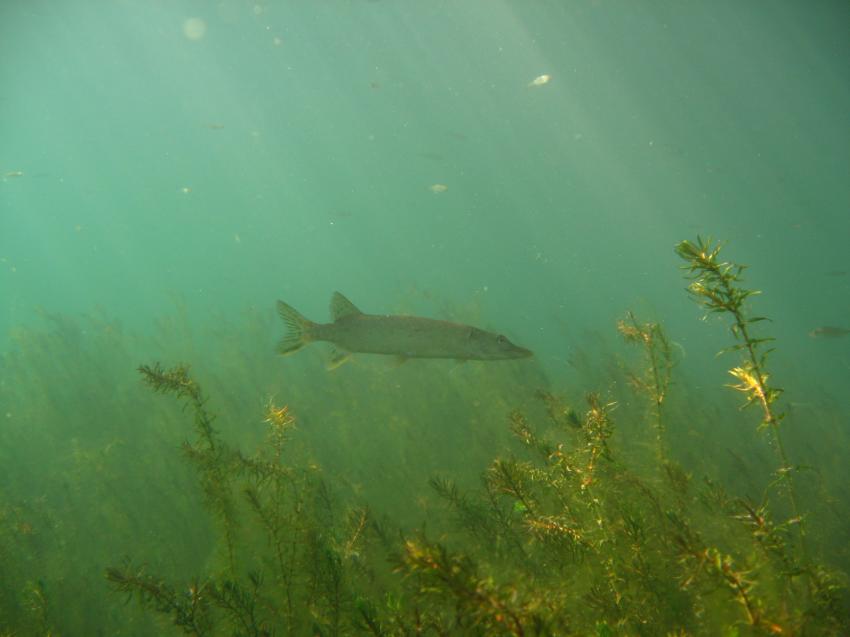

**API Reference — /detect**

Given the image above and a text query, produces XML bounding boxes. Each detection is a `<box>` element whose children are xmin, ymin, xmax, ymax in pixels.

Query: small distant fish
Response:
<box><xmin>825</xmin><ymin>270</ymin><xmax>848</xmax><ymax>277</ymax></box>
<box><xmin>276</xmin><ymin>291</ymin><xmax>532</xmax><ymax>367</ymax></box>
<box><xmin>3</xmin><ymin>171</ymin><xmax>24</xmax><ymax>179</ymax></box>
<box><xmin>528</xmin><ymin>74</ymin><xmax>551</xmax><ymax>87</ymax></box>
<box><xmin>808</xmin><ymin>326</ymin><xmax>850</xmax><ymax>338</ymax></box>
<box><xmin>429</xmin><ymin>183</ymin><xmax>448</xmax><ymax>194</ymax></box>
<box><xmin>206</xmin><ymin>123</ymin><xmax>225</xmax><ymax>130</ymax></box>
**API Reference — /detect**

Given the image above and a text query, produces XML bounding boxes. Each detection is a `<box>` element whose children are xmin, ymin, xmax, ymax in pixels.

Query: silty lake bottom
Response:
<box><xmin>1</xmin><ymin>1</ymin><xmax>849</xmax><ymax>635</ymax></box>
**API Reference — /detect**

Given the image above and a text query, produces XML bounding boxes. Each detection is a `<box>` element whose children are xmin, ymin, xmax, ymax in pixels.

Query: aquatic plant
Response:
<box><xmin>108</xmin><ymin>363</ymin><xmax>380</xmax><ymax>635</ymax></box>
<box><xmin>100</xmin><ymin>236</ymin><xmax>848</xmax><ymax>635</ymax></box>
<box><xmin>674</xmin><ymin>238</ymin><xmax>802</xmax><ymax>545</ymax></box>
<box><xmin>672</xmin><ymin>237</ymin><xmax>850</xmax><ymax>634</ymax></box>
<box><xmin>138</xmin><ymin>362</ymin><xmax>241</xmax><ymax>574</ymax></box>
<box><xmin>399</xmin><ymin>239</ymin><xmax>849</xmax><ymax>635</ymax></box>
<box><xmin>617</xmin><ymin>311</ymin><xmax>674</xmax><ymax>463</ymax></box>
<box><xmin>4</xmin><ymin>240</ymin><xmax>847</xmax><ymax>635</ymax></box>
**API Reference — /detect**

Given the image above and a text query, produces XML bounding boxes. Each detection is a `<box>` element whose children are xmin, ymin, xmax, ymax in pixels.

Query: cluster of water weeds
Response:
<box><xmin>1</xmin><ymin>238</ymin><xmax>848</xmax><ymax>635</ymax></box>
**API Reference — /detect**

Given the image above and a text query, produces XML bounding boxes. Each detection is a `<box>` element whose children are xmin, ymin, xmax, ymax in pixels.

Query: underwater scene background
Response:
<box><xmin>2</xmin><ymin>1</ymin><xmax>849</xmax><ymax>635</ymax></box>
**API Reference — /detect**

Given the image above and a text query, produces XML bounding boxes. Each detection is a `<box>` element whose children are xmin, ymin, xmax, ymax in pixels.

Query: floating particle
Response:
<box><xmin>183</xmin><ymin>17</ymin><xmax>207</xmax><ymax>41</ymax></box>
<box><xmin>528</xmin><ymin>74</ymin><xmax>551</xmax><ymax>87</ymax></box>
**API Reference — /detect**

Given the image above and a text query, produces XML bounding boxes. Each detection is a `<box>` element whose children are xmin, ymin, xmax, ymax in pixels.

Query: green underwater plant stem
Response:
<box><xmin>24</xmin><ymin>580</ymin><xmax>52</xmax><ymax>636</ymax></box>
<box><xmin>138</xmin><ymin>363</ymin><xmax>240</xmax><ymax>574</ymax></box>
<box><xmin>120</xmin><ymin>364</ymin><xmax>363</xmax><ymax>634</ymax></box>
<box><xmin>398</xmin><ymin>537</ymin><xmax>529</xmax><ymax>636</ymax></box>
<box><xmin>674</xmin><ymin>238</ymin><xmax>805</xmax><ymax>553</ymax></box>
<box><xmin>106</xmin><ymin>562</ymin><xmax>212</xmax><ymax>636</ymax></box>
<box><xmin>668</xmin><ymin>513</ymin><xmax>778</xmax><ymax>631</ymax></box>
<box><xmin>617</xmin><ymin>312</ymin><xmax>673</xmax><ymax>463</ymax></box>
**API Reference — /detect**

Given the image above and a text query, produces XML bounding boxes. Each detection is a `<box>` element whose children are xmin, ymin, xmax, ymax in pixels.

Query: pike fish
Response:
<box><xmin>276</xmin><ymin>292</ymin><xmax>532</xmax><ymax>367</ymax></box>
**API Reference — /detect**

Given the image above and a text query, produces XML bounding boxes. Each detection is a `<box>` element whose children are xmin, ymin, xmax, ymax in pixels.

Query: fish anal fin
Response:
<box><xmin>331</xmin><ymin>292</ymin><xmax>363</xmax><ymax>321</ymax></box>
<box><xmin>327</xmin><ymin>348</ymin><xmax>352</xmax><ymax>371</ymax></box>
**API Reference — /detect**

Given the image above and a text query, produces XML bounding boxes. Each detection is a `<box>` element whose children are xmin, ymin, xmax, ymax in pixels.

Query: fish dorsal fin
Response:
<box><xmin>330</xmin><ymin>291</ymin><xmax>363</xmax><ymax>321</ymax></box>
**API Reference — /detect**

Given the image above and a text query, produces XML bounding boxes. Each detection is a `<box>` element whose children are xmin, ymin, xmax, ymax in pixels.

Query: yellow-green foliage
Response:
<box><xmin>0</xmin><ymin>300</ymin><xmax>544</xmax><ymax>635</ymax></box>
<box><xmin>1</xmin><ymin>239</ymin><xmax>848</xmax><ymax>636</ymax></box>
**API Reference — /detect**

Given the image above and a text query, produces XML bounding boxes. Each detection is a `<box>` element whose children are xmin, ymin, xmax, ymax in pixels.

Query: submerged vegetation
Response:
<box><xmin>675</xmin><ymin>238</ymin><xmax>803</xmax><ymax>543</ymax></box>
<box><xmin>1</xmin><ymin>238</ymin><xmax>849</xmax><ymax>635</ymax></box>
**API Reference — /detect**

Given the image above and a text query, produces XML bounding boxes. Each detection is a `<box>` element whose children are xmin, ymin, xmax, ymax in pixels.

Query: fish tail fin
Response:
<box><xmin>276</xmin><ymin>300</ymin><xmax>316</xmax><ymax>355</ymax></box>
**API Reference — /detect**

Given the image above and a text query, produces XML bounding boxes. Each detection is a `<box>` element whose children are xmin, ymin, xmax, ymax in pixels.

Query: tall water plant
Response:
<box><xmin>674</xmin><ymin>237</ymin><xmax>804</xmax><ymax>551</ymax></box>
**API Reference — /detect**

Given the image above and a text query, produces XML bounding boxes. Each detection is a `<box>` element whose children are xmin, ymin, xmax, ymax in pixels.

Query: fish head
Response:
<box><xmin>469</xmin><ymin>328</ymin><xmax>533</xmax><ymax>360</ymax></box>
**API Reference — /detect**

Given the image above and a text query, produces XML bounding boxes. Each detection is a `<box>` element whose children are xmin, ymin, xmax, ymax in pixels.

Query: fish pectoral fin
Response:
<box><xmin>327</xmin><ymin>348</ymin><xmax>352</xmax><ymax>371</ymax></box>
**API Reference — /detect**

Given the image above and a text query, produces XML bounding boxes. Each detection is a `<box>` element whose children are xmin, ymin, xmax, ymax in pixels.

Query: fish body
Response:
<box><xmin>277</xmin><ymin>292</ymin><xmax>532</xmax><ymax>363</ymax></box>
<box><xmin>809</xmin><ymin>326</ymin><xmax>850</xmax><ymax>338</ymax></box>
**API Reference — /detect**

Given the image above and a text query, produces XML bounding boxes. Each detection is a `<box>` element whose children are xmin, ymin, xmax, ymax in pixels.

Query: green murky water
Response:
<box><xmin>2</xmin><ymin>2</ymin><xmax>849</xmax><ymax>634</ymax></box>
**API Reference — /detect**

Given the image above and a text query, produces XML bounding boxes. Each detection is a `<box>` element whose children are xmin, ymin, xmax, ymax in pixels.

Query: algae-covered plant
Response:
<box><xmin>98</xmin><ymin>238</ymin><xmax>847</xmax><ymax>635</ymax></box>
<box><xmin>675</xmin><ymin>238</ymin><xmax>802</xmax><ymax>535</ymax></box>
<box><xmin>107</xmin><ymin>362</ymin><xmax>382</xmax><ymax>635</ymax></box>
<box><xmin>1</xmin><ymin>238</ymin><xmax>848</xmax><ymax>635</ymax></box>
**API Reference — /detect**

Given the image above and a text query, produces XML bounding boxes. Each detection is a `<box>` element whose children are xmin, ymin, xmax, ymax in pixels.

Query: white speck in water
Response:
<box><xmin>183</xmin><ymin>18</ymin><xmax>207</xmax><ymax>41</ymax></box>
